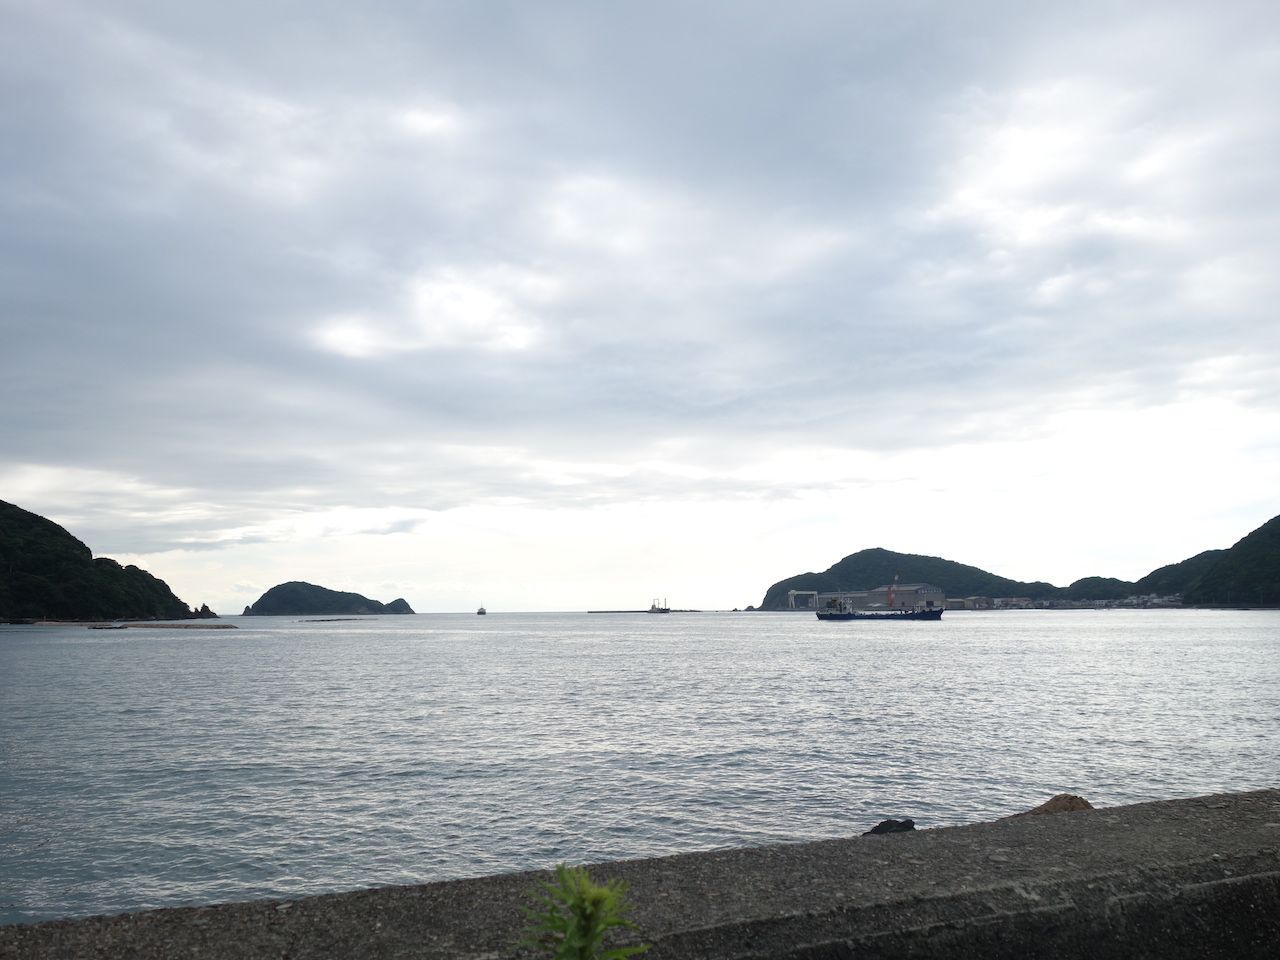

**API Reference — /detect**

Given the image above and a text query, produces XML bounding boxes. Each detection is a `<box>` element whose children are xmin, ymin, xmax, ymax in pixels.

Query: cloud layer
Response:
<box><xmin>4</xmin><ymin>0</ymin><xmax>1280</xmax><ymax>608</ymax></box>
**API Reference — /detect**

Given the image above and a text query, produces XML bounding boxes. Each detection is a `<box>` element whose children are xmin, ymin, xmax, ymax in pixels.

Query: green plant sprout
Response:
<box><xmin>518</xmin><ymin>862</ymin><xmax>650</xmax><ymax>960</ymax></box>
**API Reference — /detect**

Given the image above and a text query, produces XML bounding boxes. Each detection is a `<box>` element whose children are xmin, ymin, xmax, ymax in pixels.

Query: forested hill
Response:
<box><xmin>757</xmin><ymin>547</ymin><xmax>1060</xmax><ymax>610</ymax></box>
<box><xmin>1182</xmin><ymin>515</ymin><xmax>1280</xmax><ymax>605</ymax></box>
<box><xmin>0</xmin><ymin>499</ymin><xmax>196</xmax><ymax>620</ymax></box>
<box><xmin>1131</xmin><ymin>550</ymin><xmax>1225</xmax><ymax>596</ymax></box>
<box><xmin>242</xmin><ymin>581</ymin><xmax>415</xmax><ymax>616</ymax></box>
<box><xmin>758</xmin><ymin>514</ymin><xmax>1280</xmax><ymax>609</ymax></box>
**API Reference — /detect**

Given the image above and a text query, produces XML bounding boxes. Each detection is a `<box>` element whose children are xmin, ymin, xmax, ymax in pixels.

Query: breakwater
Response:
<box><xmin>2</xmin><ymin>789</ymin><xmax>1277</xmax><ymax>959</ymax></box>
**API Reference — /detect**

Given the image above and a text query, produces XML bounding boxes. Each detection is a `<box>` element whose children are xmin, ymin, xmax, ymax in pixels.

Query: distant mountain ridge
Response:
<box><xmin>758</xmin><ymin>513</ymin><xmax>1279</xmax><ymax>609</ymax></box>
<box><xmin>242</xmin><ymin>581</ymin><xmax>415</xmax><ymax>616</ymax></box>
<box><xmin>758</xmin><ymin>548</ymin><xmax>1059</xmax><ymax>610</ymax></box>
<box><xmin>0</xmin><ymin>499</ymin><xmax>201</xmax><ymax>620</ymax></box>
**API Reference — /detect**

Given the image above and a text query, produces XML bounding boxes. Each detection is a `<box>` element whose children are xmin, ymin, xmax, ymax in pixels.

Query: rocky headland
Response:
<box><xmin>0</xmin><ymin>499</ymin><xmax>211</xmax><ymax>622</ymax></box>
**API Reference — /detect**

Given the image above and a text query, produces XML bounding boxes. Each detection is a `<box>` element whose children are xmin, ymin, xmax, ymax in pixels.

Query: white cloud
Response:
<box><xmin>926</xmin><ymin>78</ymin><xmax>1204</xmax><ymax>249</ymax></box>
<box><xmin>540</xmin><ymin>173</ymin><xmax>850</xmax><ymax>283</ymax></box>
<box><xmin>315</xmin><ymin>267</ymin><xmax>549</xmax><ymax>355</ymax></box>
<box><xmin>393</xmin><ymin>105</ymin><xmax>466</xmax><ymax>140</ymax></box>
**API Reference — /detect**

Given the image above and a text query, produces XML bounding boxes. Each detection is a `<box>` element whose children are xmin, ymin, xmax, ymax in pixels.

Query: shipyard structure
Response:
<box><xmin>788</xmin><ymin>583</ymin><xmax>946</xmax><ymax>612</ymax></box>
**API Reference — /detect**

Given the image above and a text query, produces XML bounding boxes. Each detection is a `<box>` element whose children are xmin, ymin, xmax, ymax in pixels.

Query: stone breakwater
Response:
<box><xmin>2</xmin><ymin>790</ymin><xmax>1278</xmax><ymax>960</ymax></box>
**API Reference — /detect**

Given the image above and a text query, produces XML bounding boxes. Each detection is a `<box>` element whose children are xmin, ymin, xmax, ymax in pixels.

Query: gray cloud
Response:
<box><xmin>4</xmin><ymin>0</ymin><xmax>1280</xmax><ymax>553</ymax></box>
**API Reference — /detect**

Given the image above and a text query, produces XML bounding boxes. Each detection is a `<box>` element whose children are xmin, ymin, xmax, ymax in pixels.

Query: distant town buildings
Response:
<box><xmin>952</xmin><ymin>594</ymin><xmax>1183</xmax><ymax>610</ymax></box>
<box><xmin>788</xmin><ymin>586</ymin><xmax>1184</xmax><ymax>611</ymax></box>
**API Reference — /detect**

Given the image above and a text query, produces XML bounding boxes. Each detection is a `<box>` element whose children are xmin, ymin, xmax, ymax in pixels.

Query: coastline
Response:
<box><xmin>2</xmin><ymin>788</ymin><xmax>1277</xmax><ymax>959</ymax></box>
<box><xmin>4</xmin><ymin>621</ymin><xmax>238</xmax><ymax>629</ymax></box>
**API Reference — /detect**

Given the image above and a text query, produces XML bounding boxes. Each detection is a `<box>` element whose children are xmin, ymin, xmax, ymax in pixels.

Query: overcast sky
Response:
<box><xmin>4</xmin><ymin>0</ymin><xmax>1280</xmax><ymax>612</ymax></box>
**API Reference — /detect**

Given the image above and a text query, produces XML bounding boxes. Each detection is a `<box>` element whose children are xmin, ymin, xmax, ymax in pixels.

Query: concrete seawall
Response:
<box><xmin>2</xmin><ymin>789</ymin><xmax>1278</xmax><ymax>959</ymax></box>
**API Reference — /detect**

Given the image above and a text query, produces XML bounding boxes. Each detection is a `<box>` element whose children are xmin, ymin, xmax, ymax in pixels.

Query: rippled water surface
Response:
<box><xmin>2</xmin><ymin>609</ymin><xmax>1278</xmax><ymax>924</ymax></box>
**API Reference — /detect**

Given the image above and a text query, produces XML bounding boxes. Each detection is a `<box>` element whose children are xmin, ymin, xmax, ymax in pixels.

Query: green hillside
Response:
<box><xmin>1060</xmin><ymin>576</ymin><xmax>1134</xmax><ymax>602</ymax></box>
<box><xmin>757</xmin><ymin>547</ymin><xmax>1060</xmax><ymax>610</ymax></box>
<box><xmin>757</xmin><ymin>517</ymin><xmax>1280</xmax><ymax>610</ymax></box>
<box><xmin>0</xmin><ymin>499</ymin><xmax>195</xmax><ymax>620</ymax></box>
<box><xmin>1182</xmin><ymin>516</ymin><xmax>1280</xmax><ymax>606</ymax></box>
<box><xmin>242</xmin><ymin>581</ymin><xmax>415</xmax><ymax>616</ymax></box>
<box><xmin>1131</xmin><ymin>550</ymin><xmax>1225</xmax><ymax>596</ymax></box>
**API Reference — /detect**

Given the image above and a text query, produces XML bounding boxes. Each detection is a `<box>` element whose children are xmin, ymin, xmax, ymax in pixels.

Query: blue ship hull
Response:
<box><xmin>816</xmin><ymin>608</ymin><xmax>943</xmax><ymax>621</ymax></box>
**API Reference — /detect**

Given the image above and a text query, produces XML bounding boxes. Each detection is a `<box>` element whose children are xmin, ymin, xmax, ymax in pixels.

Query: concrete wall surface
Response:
<box><xmin>1</xmin><ymin>789</ymin><xmax>1278</xmax><ymax>960</ymax></box>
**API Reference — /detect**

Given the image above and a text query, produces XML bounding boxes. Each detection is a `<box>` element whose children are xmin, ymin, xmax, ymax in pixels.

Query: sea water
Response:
<box><xmin>2</xmin><ymin>609</ymin><xmax>1278</xmax><ymax>925</ymax></box>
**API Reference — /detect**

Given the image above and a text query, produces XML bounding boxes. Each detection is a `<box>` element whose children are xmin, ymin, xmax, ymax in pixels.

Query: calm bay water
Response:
<box><xmin>2</xmin><ymin>609</ymin><xmax>1278</xmax><ymax>925</ymax></box>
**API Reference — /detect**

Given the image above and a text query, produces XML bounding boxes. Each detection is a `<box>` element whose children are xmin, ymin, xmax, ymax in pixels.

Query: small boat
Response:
<box><xmin>648</xmin><ymin>598</ymin><xmax>670</xmax><ymax>613</ymax></box>
<box><xmin>476</xmin><ymin>606</ymin><xmax>486</xmax><ymax>615</ymax></box>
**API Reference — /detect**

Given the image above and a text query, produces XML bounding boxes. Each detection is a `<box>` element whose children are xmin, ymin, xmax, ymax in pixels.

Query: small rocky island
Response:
<box><xmin>241</xmin><ymin>581</ymin><xmax>415</xmax><ymax>616</ymax></box>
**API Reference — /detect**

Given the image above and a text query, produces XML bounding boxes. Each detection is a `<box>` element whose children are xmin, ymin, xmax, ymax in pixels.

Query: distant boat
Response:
<box><xmin>476</xmin><ymin>606</ymin><xmax>486</xmax><ymax>615</ymax></box>
<box><xmin>648</xmin><ymin>598</ymin><xmax>670</xmax><ymax>613</ymax></box>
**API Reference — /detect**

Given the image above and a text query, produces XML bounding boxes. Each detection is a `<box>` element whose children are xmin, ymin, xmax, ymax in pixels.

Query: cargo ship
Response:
<box><xmin>815</xmin><ymin>571</ymin><xmax>943</xmax><ymax>621</ymax></box>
